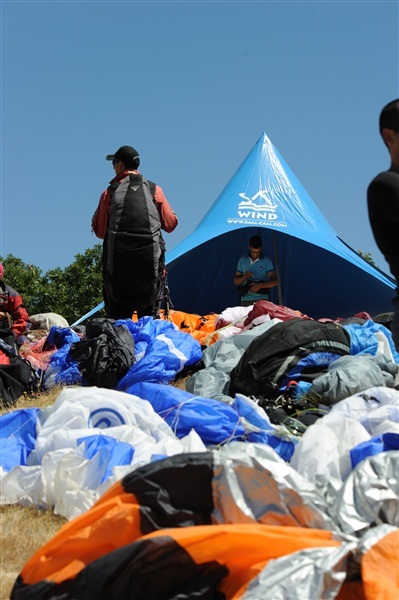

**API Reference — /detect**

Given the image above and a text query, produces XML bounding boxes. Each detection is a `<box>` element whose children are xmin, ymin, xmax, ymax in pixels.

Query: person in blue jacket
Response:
<box><xmin>233</xmin><ymin>235</ymin><xmax>278</xmax><ymax>306</ymax></box>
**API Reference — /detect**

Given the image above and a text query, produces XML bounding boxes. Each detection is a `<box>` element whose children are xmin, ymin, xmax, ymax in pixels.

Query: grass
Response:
<box><xmin>0</xmin><ymin>374</ymin><xmax>191</xmax><ymax>599</ymax></box>
<box><xmin>0</xmin><ymin>505</ymin><xmax>67</xmax><ymax>599</ymax></box>
<box><xmin>0</xmin><ymin>387</ymin><xmax>67</xmax><ymax>598</ymax></box>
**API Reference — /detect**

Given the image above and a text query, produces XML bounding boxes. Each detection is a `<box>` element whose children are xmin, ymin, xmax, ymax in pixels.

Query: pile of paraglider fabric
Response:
<box><xmin>1</xmin><ymin>302</ymin><xmax>398</xmax><ymax>599</ymax></box>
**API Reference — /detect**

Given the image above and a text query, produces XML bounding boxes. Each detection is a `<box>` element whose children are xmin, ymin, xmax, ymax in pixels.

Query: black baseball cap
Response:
<box><xmin>105</xmin><ymin>146</ymin><xmax>140</xmax><ymax>164</ymax></box>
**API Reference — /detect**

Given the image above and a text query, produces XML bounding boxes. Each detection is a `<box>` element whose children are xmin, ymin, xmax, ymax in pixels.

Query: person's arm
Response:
<box><xmin>368</xmin><ymin>174</ymin><xmax>399</xmax><ymax>275</ymax></box>
<box><xmin>248</xmin><ymin>270</ymin><xmax>278</xmax><ymax>292</ymax></box>
<box><xmin>8</xmin><ymin>293</ymin><xmax>30</xmax><ymax>337</ymax></box>
<box><xmin>92</xmin><ymin>189</ymin><xmax>111</xmax><ymax>239</ymax></box>
<box><xmin>154</xmin><ymin>185</ymin><xmax>178</xmax><ymax>233</ymax></box>
<box><xmin>234</xmin><ymin>270</ymin><xmax>253</xmax><ymax>286</ymax></box>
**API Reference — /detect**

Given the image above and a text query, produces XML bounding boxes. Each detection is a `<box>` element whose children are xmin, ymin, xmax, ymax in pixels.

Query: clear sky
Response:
<box><xmin>1</xmin><ymin>0</ymin><xmax>398</xmax><ymax>276</ymax></box>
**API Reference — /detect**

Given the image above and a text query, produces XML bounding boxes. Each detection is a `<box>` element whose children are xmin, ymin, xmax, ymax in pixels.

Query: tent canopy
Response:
<box><xmin>166</xmin><ymin>133</ymin><xmax>395</xmax><ymax>319</ymax></box>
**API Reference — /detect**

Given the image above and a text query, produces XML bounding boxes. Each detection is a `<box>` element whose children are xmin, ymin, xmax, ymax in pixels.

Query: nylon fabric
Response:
<box><xmin>68</xmin><ymin>318</ymin><xmax>134</xmax><ymax>388</ymax></box>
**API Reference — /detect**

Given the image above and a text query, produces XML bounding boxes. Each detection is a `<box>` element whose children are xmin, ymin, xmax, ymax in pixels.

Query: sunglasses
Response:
<box><xmin>112</xmin><ymin>159</ymin><xmax>120</xmax><ymax>166</ymax></box>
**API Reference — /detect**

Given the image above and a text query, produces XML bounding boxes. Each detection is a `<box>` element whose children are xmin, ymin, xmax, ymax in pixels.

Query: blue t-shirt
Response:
<box><xmin>237</xmin><ymin>253</ymin><xmax>274</xmax><ymax>302</ymax></box>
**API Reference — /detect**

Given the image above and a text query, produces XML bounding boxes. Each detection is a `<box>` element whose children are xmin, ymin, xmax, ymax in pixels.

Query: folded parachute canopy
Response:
<box><xmin>12</xmin><ymin>445</ymin><xmax>345</xmax><ymax>599</ymax></box>
<box><xmin>127</xmin><ymin>381</ymin><xmax>296</xmax><ymax>460</ymax></box>
<box><xmin>43</xmin><ymin>316</ymin><xmax>202</xmax><ymax>390</ymax></box>
<box><xmin>12</xmin><ymin>444</ymin><xmax>399</xmax><ymax>599</ymax></box>
<box><xmin>159</xmin><ymin>309</ymin><xmax>219</xmax><ymax>346</ymax></box>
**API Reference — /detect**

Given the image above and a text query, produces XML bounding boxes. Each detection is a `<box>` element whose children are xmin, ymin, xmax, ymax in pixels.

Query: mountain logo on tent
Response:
<box><xmin>238</xmin><ymin>191</ymin><xmax>277</xmax><ymax>211</ymax></box>
<box><xmin>228</xmin><ymin>189</ymin><xmax>287</xmax><ymax>226</ymax></box>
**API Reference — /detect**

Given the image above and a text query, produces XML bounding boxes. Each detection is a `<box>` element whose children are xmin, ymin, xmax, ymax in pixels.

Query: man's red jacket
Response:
<box><xmin>0</xmin><ymin>280</ymin><xmax>31</xmax><ymax>337</ymax></box>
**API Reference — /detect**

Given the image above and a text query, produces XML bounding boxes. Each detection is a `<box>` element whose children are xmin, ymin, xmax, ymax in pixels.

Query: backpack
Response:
<box><xmin>229</xmin><ymin>318</ymin><xmax>351</xmax><ymax>400</ymax></box>
<box><xmin>68</xmin><ymin>318</ymin><xmax>134</xmax><ymax>388</ymax></box>
<box><xmin>0</xmin><ymin>339</ymin><xmax>38</xmax><ymax>407</ymax></box>
<box><xmin>105</xmin><ymin>176</ymin><xmax>166</xmax><ymax>314</ymax></box>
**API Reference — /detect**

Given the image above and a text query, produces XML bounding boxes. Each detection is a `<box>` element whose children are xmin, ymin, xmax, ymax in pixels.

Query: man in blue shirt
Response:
<box><xmin>234</xmin><ymin>235</ymin><xmax>278</xmax><ymax>306</ymax></box>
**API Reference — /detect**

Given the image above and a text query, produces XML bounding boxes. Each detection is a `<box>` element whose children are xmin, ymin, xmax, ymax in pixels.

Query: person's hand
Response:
<box><xmin>248</xmin><ymin>282</ymin><xmax>260</xmax><ymax>292</ymax></box>
<box><xmin>244</xmin><ymin>271</ymin><xmax>254</xmax><ymax>279</ymax></box>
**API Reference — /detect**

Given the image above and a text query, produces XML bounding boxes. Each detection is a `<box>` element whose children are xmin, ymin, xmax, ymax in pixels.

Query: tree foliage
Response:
<box><xmin>357</xmin><ymin>250</ymin><xmax>377</xmax><ymax>267</ymax></box>
<box><xmin>0</xmin><ymin>245</ymin><xmax>105</xmax><ymax>325</ymax></box>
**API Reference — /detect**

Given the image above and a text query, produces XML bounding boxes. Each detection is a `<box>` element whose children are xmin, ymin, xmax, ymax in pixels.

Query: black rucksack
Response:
<box><xmin>229</xmin><ymin>318</ymin><xmax>351</xmax><ymax>399</ymax></box>
<box><xmin>0</xmin><ymin>337</ymin><xmax>38</xmax><ymax>407</ymax></box>
<box><xmin>68</xmin><ymin>318</ymin><xmax>134</xmax><ymax>388</ymax></box>
<box><xmin>104</xmin><ymin>176</ymin><xmax>164</xmax><ymax>312</ymax></box>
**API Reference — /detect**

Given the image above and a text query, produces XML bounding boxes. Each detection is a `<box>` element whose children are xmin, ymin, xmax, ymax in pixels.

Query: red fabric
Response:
<box><xmin>319</xmin><ymin>311</ymin><xmax>373</xmax><ymax>324</ymax></box>
<box><xmin>243</xmin><ymin>300</ymin><xmax>311</xmax><ymax>328</ymax></box>
<box><xmin>0</xmin><ymin>349</ymin><xmax>11</xmax><ymax>365</ymax></box>
<box><xmin>19</xmin><ymin>336</ymin><xmax>57</xmax><ymax>371</ymax></box>
<box><xmin>0</xmin><ymin>282</ymin><xmax>30</xmax><ymax>337</ymax></box>
<box><xmin>92</xmin><ymin>170</ymin><xmax>178</xmax><ymax>239</ymax></box>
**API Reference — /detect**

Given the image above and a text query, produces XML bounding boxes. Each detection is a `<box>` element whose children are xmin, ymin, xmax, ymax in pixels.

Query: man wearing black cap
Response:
<box><xmin>368</xmin><ymin>99</ymin><xmax>399</xmax><ymax>349</ymax></box>
<box><xmin>92</xmin><ymin>145</ymin><xmax>178</xmax><ymax>319</ymax></box>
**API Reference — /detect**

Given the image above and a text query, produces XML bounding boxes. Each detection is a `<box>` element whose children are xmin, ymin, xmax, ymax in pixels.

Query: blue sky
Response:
<box><xmin>1</xmin><ymin>0</ymin><xmax>398</xmax><ymax>276</ymax></box>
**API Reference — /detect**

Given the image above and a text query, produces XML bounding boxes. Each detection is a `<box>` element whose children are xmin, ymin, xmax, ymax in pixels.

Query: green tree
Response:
<box><xmin>0</xmin><ymin>254</ymin><xmax>45</xmax><ymax>314</ymax></box>
<box><xmin>357</xmin><ymin>250</ymin><xmax>377</xmax><ymax>267</ymax></box>
<box><xmin>41</xmin><ymin>244</ymin><xmax>105</xmax><ymax>324</ymax></box>
<box><xmin>0</xmin><ymin>245</ymin><xmax>105</xmax><ymax>325</ymax></box>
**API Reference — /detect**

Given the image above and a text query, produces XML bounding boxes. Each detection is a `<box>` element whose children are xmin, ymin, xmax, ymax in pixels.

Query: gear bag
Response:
<box><xmin>0</xmin><ymin>338</ymin><xmax>38</xmax><ymax>407</ymax></box>
<box><xmin>104</xmin><ymin>176</ymin><xmax>165</xmax><ymax>312</ymax></box>
<box><xmin>68</xmin><ymin>318</ymin><xmax>134</xmax><ymax>388</ymax></box>
<box><xmin>229</xmin><ymin>318</ymin><xmax>351</xmax><ymax>399</ymax></box>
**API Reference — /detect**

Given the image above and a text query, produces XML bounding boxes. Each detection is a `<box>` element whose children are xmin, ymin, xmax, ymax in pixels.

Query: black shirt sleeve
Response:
<box><xmin>367</xmin><ymin>170</ymin><xmax>399</xmax><ymax>282</ymax></box>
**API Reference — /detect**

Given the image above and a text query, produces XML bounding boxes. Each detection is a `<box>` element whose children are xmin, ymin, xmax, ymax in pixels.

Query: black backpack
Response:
<box><xmin>105</xmin><ymin>176</ymin><xmax>165</xmax><ymax>313</ymax></box>
<box><xmin>0</xmin><ymin>337</ymin><xmax>38</xmax><ymax>407</ymax></box>
<box><xmin>68</xmin><ymin>318</ymin><xmax>134</xmax><ymax>388</ymax></box>
<box><xmin>229</xmin><ymin>318</ymin><xmax>351</xmax><ymax>399</ymax></box>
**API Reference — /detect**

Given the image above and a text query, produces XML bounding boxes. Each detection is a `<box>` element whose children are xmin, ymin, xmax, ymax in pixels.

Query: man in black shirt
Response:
<box><xmin>367</xmin><ymin>99</ymin><xmax>399</xmax><ymax>349</ymax></box>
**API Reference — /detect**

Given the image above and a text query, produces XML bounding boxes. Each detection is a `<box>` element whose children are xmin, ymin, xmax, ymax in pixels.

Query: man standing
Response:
<box><xmin>367</xmin><ymin>99</ymin><xmax>399</xmax><ymax>350</ymax></box>
<box><xmin>233</xmin><ymin>235</ymin><xmax>278</xmax><ymax>306</ymax></box>
<box><xmin>92</xmin><ymin>146</ymin><xmax>178</xmax><ymax>320</ymax></box>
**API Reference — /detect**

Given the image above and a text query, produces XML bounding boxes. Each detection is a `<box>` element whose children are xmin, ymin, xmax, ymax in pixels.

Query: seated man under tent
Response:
<box><xmin>233</xmin><ymin>235</ymin><xmax>278</xmax><ymax>306</ymax></box>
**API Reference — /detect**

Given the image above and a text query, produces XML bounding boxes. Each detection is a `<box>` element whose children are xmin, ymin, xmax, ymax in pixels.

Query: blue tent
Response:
<box><xmin>166</xmin><ymin>133</ymin><xmax>396</xmax><ymax>319</ymax></box>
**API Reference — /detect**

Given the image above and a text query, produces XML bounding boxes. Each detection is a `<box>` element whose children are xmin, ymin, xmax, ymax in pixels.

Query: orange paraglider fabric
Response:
<box><xmin>159</xmin><ymin>309</ymin><xmax>219</xmax><ymax>345</ymax></box>
<box><xmin>361</xmin><ymin>528</ymin><xmax>399</xmax><ymax>600</ymax></box>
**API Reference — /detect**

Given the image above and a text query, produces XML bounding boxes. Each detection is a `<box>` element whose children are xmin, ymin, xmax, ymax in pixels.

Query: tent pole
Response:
<box><xmin>71</xmin><ymin>301</ymin><xmax>105</xmax><ymax>327</ymax></box>
<box><xmin>273</xmin><ymin>231</ymin><xmax>283</xmax><ymax>305</ymax></box>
